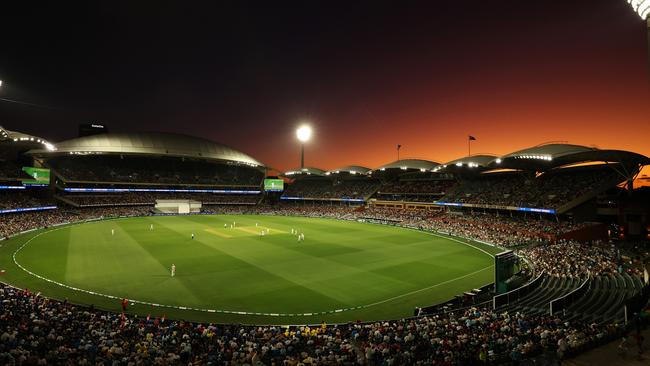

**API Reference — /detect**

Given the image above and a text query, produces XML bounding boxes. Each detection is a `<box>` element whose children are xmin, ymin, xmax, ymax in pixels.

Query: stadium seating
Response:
<box><xmin>282</xmin><ymin>178</ymin><xmax>380</xmax><ymax>200</ymax></box>
<box><xmin>46</xmin><ymin>155</ymin><xmax>264</xmax><ymax>186</ymax></box>
<box><xmin>0</xmin><ymin>190</ymin><xmax>55</xmax><ymax>210</ymax></box>
<box><xmin>58</xmin><ymin>192</ymin><xmax>261</xmax><ymax>207</ymax></box>
<box><xmin>441</xmin><ymin>166</ymin><xmax>621</xmax><ymax>209</ymax></box>
<box><xmin>0</xmin><ymin>282</ymin><xmax>629</xmax><ymax>365</ymax></box>
<box><xmin>374</xmin><ymin>179</ymin><xmax>455</xmax><ymax>202</ymax></box>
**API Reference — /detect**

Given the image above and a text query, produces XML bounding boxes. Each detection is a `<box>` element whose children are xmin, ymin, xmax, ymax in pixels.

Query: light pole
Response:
<box><xmin>296</xmin><ymin>124</ymin><xmax>312</xmax><ymax>169</ymax></box>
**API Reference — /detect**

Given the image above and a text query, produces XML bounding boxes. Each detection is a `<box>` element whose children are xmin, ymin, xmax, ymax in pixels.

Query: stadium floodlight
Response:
<box><xmin>296</xmin><ymin>124</ymin><xmax>312</xmax><ymax>169</ymax></box>
<box><xmin>296</xmin><ymin>125</ymin><xmax>312</xmax><ymax>142</ymax></box>
<box><xmin>627</xmin><ymin>0</ymin><xmax>650</xmax><ymax>19</ymax></box>
<box><xmin>0</xmin><ymin>80</ymin><xmax>3</xmax><ymax>89</ymax></box>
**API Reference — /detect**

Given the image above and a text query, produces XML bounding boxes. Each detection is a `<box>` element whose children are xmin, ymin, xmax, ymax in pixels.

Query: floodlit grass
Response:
<box><xmin>0</xmin><ymin>214</ymin><xmax>499</xmax><ymax>324</ymax></box>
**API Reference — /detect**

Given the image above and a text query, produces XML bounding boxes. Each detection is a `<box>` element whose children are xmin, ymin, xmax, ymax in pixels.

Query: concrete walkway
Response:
<box><xmin>563</xmin><ymin>327</ymin><xmax>649</xmax><ymax>366</ymax></box>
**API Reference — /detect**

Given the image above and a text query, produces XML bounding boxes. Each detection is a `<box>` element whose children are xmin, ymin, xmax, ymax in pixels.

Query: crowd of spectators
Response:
<box><xmin>0</xmin><ymin>282</ymin><xmax>625</xmax><ymax>365</ymax></box>
<box><xmin>377</xmin><ymin>180</ymin><xmax>454</xmax><ymax>194</ymax></box>
<box><xmin>0</xmin><ymin>160</ymin><xmax>27</xmax><ymax>180</ymax></box>
<box><xmin>283</xmin><ymin>179</ymin><xmax>380</xmax><ymax>200</ymax></box>
<box><xmin>47</xmin><ymin>155</ymin><xmax>263</xmax><ymax>186</ymax></box>
<box><xmin>0</xmin><ymin>190</ymin><xmax>55</xmax><ymax>210</ymax></box>
<box><xmin>441</xmin><ymin>167</ymin><xmax>621</xmax><ymax>209</ymax></box>
<box><xmin>358</xmin><ymin>208</ymin><xmax>593</xmax><ymax>247</ymax></box>
<box><xmin>61</xmin><ymin>193</ymin><xmax>261</xmax><ymax>207</ymax></box>
<box><xmin>518</xmin><ymin>240</ymin><xmax>641</xmax><ymax>278</ymax></box>
<box><xmin>1</xmin><ymin>207</ymin><xmax>151</xmax><ymax>239</ymax></box>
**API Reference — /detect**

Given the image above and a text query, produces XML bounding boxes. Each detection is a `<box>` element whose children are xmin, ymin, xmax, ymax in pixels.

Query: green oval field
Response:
<box><xmin>1</xmin><ymin>215</ymin><xmax>498</xmax><ymax>324</ymax></box>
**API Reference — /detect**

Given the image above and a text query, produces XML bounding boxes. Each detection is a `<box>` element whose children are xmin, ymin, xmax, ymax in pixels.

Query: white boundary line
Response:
<box><xmin>10</xmin><ymin>215</ymin><xmax>496</xmax><ymax>317</ymax></box>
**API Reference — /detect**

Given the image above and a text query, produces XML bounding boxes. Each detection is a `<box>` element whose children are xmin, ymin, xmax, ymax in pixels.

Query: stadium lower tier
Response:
<box><xmin>58</xmin><ymin>192</ymin><xmax>261</xmax><ymax>207</ymax></box>
<box><xmin>0</xmin><ymin>282</ymin><xmax>644</xmax><ymax>365</ymax></box>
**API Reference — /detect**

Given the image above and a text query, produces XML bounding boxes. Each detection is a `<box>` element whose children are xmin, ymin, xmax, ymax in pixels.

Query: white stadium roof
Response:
<box><xmin>28</xmin><ymin>131</ymin><xmax>263</xmax><ymax>167</ymax></box>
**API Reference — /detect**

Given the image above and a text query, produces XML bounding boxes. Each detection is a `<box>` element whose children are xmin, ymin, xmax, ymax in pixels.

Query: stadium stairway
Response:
<box><xmin>559</xmin><ymin>273</ymin><xmax>645</xmax><ymax>324</ymax></box>
<box><xmin>499</xmin><ymin>274</ymin><xmax>583</xmax><ymax>315</ymax></box>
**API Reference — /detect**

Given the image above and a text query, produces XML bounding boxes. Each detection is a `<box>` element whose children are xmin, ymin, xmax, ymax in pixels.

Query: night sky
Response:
<box><xmin>1</xmin><ymin>0</ymin><xmax>648</xmax><ymax>174</ymax></box>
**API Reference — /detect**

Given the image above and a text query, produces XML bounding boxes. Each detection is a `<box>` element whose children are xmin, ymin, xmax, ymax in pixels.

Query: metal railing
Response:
<box><xmin>549</xmin><ymin>274</ymin><xmax>590</xmax><ymax>316</ymax></box>
<box><xmin>493</xmin><ymin>271</ymin><xmax>544</xmax><ymax>309</ymax></box>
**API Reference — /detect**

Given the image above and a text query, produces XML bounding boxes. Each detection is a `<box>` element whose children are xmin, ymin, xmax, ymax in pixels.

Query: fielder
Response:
<box><xmin>171</xmin><ymin>264</ymin><xmax>176</xmax><ymax>277</ymax></box>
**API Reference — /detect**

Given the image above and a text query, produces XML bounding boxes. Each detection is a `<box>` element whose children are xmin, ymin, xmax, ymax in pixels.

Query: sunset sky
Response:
<box><xmin>1</xmin><ymin>1</ymin><xmax>648</xmax><ymax>178</ymax></box>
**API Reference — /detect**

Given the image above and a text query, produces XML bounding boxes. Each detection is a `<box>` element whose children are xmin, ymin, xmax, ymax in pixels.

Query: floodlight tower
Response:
<box><xmin>296</xmin><ymin>124</ymin><xmax>312</xmax><ymax>169</ymax></box>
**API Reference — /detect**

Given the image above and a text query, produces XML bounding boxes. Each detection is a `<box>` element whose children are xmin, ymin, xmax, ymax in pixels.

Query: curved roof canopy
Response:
<box><xmin>375</xmin><ymin>159</ymin><xmax>440</xmax><ymax>172</ymax></box>
<box><xmin>28</xmin><ymin>132</ymin><xmax>263</xmax><ymax>167</ymax></box>
<box><xmin>326</xmin><ymin>165</ymin><xmax>371</xmax><ymax>175</ymax></box>
<box><xmin>0</xmin><ymin>126</ymin><xmax>56</xmax><ymax>151</ymax></box>
<box><xmin>283</xmin><ymin>167</ymin><xmax>327</xmax><ymax>177</ymax></box>
<box><xmin>438</xmin><ymin>154</ymin><xmax>497</xmax><ymax>171</ymax></box>
<box><xmin>493</xmin><ymin>143</ymin><xmax>650</xmax><ymax>170</ymax></box>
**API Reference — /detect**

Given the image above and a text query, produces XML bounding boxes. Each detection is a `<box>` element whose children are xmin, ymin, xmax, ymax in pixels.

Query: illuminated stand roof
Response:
<box><xmin>0</xmin><ymin>126</ymin><xmax>56</xmax><ymax>151</ymax></box>
<box><xmin>28</xmin><ymin>131</ymin><xmax>263</xmax><ymax>167</ymax></box>
<box><xmin>489</xmin><ymin>143</ymin><xmax>650</xmax><ymax>170</ymax></box>
<box><xmin>435</xmin><ymin>154</ymin><xmax>498</xmax><ymax>172</ymax></box>
<box><xmin>283</xmin><ymin>167</ymin><xmax>327</xmax><ymax>177</ymax></box>
<box><xmin>325</xmin><ymin>165</ymin><xmax>372</xmax><ymax>176</ymax></box>
<box><xmin>374</xmin><ymin>159</ymin><xmax>440</xmax><ymax>172</ymax></box>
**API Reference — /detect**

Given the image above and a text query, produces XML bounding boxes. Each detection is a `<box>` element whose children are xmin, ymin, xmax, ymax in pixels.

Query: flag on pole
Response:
<box><xmin>468</xmin><ymin>135</ymin><xmax>476</xmax><ymax>141</ymax></box>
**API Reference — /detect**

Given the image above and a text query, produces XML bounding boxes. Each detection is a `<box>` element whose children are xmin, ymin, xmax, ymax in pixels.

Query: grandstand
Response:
<box><xmin>1</xmin><ymin>130</ymin><xmax>649</xmax><ymax>364</ymax></box>
<box><xmin>281</xmin><ymin>166</ymin><xmax>380</xmax><ymax>202</ymax></box>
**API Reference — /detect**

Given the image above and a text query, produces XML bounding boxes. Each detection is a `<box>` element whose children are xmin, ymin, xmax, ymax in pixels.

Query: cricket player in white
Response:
<box><xmin>150</xmin><ymin>224</ymin><xmax>153</xmax><ymax>231</ymax></box>
<box><xmin>191</xmin><ymin>233</ymin><xmax>195</xmax><ymax>240</ymax></box>
<box><xmin>171</xmin><ymin>264</ymin><xmax>176</xmax><ymax>277</ymax></box>
<box><xmin>111</xmin><ymin>229</ymin><xmax>114</xmax><ymax>236</ymax></box>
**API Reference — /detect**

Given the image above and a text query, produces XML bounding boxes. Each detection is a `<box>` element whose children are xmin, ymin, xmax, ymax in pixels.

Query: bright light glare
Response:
<box><xmin>296</xmin><ymin>125</ymin><xmax>312</xmax><ymax>142</ymax></box>
<box><xmin>44</xmin><ymin>143</ymin><xmax>56</xmax><ymax>151</ymax></box>
<box><xmin>628</xmin><ymin>0</ymin><xmax>650</xmax><ymax>19</ymax></box>
<box><xmin>0</xmin><ymin>80</ymin><xmax>3</xmax><ymax>88</ymax></box>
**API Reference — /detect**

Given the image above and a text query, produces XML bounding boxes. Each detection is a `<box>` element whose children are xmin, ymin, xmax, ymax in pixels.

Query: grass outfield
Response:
<box><xmin>0</xmin><ymin>214</ymin><xmax>501</xmax><ymax>324</ymax></box>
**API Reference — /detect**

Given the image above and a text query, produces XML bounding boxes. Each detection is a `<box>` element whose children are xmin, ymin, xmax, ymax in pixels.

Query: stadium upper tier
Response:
<box><xmin>45</xmin><ymin>154</ymin><xmax>264</xmax><ymax>186</ymax></box>
<box><xmin>27</xmin><ymin>131</ymin><xmax>263</xmax><ymax>167</ymax></box>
